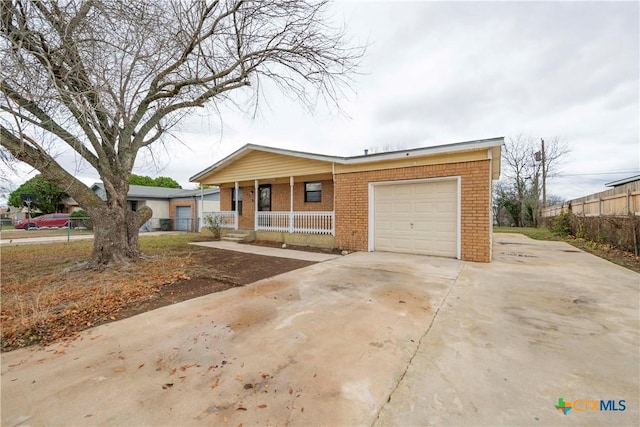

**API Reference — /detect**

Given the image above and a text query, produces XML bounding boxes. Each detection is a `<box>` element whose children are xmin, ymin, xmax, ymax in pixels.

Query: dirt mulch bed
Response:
<box><xmin>243</xmin><ymin>239</ymin><xmax>344</xmax><ymax>255</ymax></box>
<box><xmin>116</xmin><ymin>248</ymin><xmax>314</xmax><ymax>318</ymax></box>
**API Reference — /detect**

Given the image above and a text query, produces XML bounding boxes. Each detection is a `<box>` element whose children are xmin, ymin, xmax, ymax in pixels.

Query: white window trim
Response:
<box><xmin>368</xmin><ymin>176</ymin><xmax>461</xmax><ymax>260</ymax></box>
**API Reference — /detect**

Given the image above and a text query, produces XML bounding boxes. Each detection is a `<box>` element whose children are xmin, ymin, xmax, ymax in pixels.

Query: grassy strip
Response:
<box><xmin>494</xmin><ymin>226</ymin><xmax>639</xmax><ymax>273</ymax></box>
<box><xmin>494</xmin><ymin>226</ymin><xmax>562</xmax><ymax>241</ymax></box>
<box><xmin>1</xmin><ymin>229</ymin><xmax>94</xmax><ymax>240</ymax></box>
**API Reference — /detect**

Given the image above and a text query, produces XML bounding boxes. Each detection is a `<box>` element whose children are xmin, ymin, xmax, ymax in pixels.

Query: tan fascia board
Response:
<box><xmin>342</xmin><ymin>137</ymin><xmax>504</xmax><ymax>165</ymax></box>
<box><xmin>190</xmin><ymin>137</ymin><xmax>504</xmax><ymax>182</ymax></box>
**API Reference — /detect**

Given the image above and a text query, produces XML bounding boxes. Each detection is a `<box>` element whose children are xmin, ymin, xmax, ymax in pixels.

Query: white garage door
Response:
<box><xmin>373</xmin><ymin>179</ymin><xmax>458</xmax><ymax>258</ymax></box>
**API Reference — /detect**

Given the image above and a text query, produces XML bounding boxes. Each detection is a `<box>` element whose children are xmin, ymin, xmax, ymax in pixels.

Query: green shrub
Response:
<box><xmin>574</xmin><ymin>217</ymin><xmax>585</xmax><ymax>239</ymax></box>
<box><xmin>70</xmin><ymin>209</ymin><xmax>87</xmax><ymax>218</ymax></box>
<box><xmin>204</xmin><ymin>214</ymin><xmax>222</xmax><ymax>239</ymax></box>
<box><xmin>70</xmin><ymin>209</ymin><xmax>93</xmax><ymax>230</ymax></box>
<box><xmin>552</xmin><ymin>212</ymin><xmax>572</xmax><ymax>236</ymax></box>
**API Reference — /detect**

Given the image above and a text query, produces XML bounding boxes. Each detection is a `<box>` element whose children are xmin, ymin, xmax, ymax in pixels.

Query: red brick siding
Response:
<box><xmin>270</xmin><ymin>183</ymin><xmax>291</xmax><ymax>211</ymax></box>
<box><xmin>221</xmin><ymin>181</ymin><xmax>334</xmax><ymax>213</ymax></box>
<box><xmin>261</xmin><ymin>181</ymin><xmax>334</xmax><ymax>211</ymax></box>
<box><xmin>334</xmin><ymin>160</ymin><xmax>491</xmax><ymax>262</ymax></box>
<box><xmin>294</xmin><ymin>180</ymin><xmax>334</xmax><ymax>211</ymax></box>
<box><xmin>220</xmin><ymin>186</ymin><xmax>255</xmax><ymax>229</ymax></box>
<box><xmin>220</xmin><ymin>188</ymin><xmax>232</xmax><ymax>211</ymax></box>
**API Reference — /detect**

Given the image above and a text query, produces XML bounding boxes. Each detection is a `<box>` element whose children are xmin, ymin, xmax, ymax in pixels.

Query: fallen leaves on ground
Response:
<box><xmin>1</xmin><ymin>236</ymin><xmax>194</xmax><ymax>351</ymax></box>
<box><xmin>1</xmin><ymin>234</ymin><xmax>315</xmax><ymax>352</ymax></box>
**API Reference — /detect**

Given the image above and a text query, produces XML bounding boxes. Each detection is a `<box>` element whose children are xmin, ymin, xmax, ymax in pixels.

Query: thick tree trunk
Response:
<box><xmin>89</xmin><ymin>205</ymin><xmax>141</xmax><ymax>265</ymax></box>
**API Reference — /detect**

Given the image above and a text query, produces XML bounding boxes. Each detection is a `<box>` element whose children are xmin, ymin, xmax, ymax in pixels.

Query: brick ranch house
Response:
<box><xmin>190</xmin><ymin>137</ymin><xmax>503</xmax><ymax>262</ymax></box>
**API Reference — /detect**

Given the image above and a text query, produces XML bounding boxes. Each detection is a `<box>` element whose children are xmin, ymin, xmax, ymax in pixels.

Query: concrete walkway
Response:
<box><xmin>1</xmin><ymin>234</ymin><xmax>638</xmax><ymax>426</ymax></box>
<box><xmin>190</xmin><ymin>240</ymin><xmax>340</xmax><ymax>262</ymax></box>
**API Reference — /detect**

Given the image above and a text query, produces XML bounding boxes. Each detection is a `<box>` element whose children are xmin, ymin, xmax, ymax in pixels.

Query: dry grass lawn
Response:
<box><xmin>1</xmin><ymin>235</ymin><xmax>195</xmax><ymax>350</ymax></box>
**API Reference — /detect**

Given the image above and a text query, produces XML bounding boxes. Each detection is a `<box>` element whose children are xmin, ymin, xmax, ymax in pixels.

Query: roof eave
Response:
<box><xmin>343</xmin><ymin>137</ymin><xmax>504</xmax><ymax>164</ymax></box>
<box><xmin>605</xmin><ymin>175</ymin><xmax>640</xmax><ymax>187</ymax></box>
<box><xmin>190</xmin><ymin>137</ymin><xmax>505</xmax><ymax>182</ymax></box>
<box><xmin>189</xmin><ymin>144</ymin><xmax>343</xmax><ymax>182</ymax></box>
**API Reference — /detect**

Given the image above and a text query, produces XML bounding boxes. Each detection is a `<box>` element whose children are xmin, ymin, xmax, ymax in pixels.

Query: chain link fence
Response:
<box><xmin>3</xmin><ymin>216</ymin><xmax>202</xmax><ymax>233</ymax></box>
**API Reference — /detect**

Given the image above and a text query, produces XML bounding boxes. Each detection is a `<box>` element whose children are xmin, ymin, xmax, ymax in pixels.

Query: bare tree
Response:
<box><xmin>497</xmin><ymin>134</ymin><xmax>569</xmax><ymax>227</ymax></box>
<box><xmin>0</xmin><ymin>0</ymin><xmax>362</xmax><ymax>266</ymax></box>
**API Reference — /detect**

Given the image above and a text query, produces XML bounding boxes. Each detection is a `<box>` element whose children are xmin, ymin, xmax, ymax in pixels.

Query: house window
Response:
<box><xmin>232</xmin><ymin>188</ymin><xmax>243</xmax><ymax>215</ymax></box>
<box><xmin>305</xmin><ymin>182</ymin><xmax>322</xmax><ymax>203</ymax></box>
<box><xmin>129</xmin><ymin>200</ymin><xmax>138</xmax><ymax>211</ymax></box>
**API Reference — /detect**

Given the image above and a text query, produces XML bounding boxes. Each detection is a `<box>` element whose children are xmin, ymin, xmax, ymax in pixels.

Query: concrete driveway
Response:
<box><xmin>1</xmin><ymin>234</ymin><xmax>638</xmax><ymax>426</ymax></box>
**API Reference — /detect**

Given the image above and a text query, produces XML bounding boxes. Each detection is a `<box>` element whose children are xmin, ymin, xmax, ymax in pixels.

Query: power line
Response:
<box><xmin>554</xmin><ymin>170</ymin><xmax>639</xmax><ymax>177</ymax></box>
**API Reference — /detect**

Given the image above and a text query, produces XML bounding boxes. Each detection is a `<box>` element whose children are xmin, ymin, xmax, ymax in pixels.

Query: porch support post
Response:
<box><xmin>254</xmin><ymin>179</ymin><xmax>259</xmax><ymax>231</ymax></box>
<box><xmin>234</xmin><ymin>181</ymin><xmax>239</xmax><ymax>230</ymax></box>
<box><xmin>289</xmin><ymin>176</ymin><xmax>294</xmax><ymax>233</ymax></box>
<box><xmin>199</xmin><ymin>186</ymin><xmax>204</xmax><ymax>232</ymax></box>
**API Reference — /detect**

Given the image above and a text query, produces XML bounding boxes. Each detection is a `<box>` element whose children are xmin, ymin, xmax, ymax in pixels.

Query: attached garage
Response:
<box><xmin>370</xmin><ymin>178</ymin><xmax>460</xmax><ymax>258</ymax></box>
<box><xmin>333</xmin><ymin>138</ymin><xmax>502</xmax><ymax>262</ymax></box>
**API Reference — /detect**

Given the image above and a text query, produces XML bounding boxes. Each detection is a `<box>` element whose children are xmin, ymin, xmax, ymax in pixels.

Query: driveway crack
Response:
<box><xmin>371</xmin><ymin>262</ymin><xmax>465</xmax><ymax>425</ymax></box>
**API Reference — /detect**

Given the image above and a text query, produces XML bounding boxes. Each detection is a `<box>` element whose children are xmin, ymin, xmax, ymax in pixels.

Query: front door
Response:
<box><xmin>258</xmin><ymin>185</ymin><xmax>271</xmax><ymax>211</ymax></box>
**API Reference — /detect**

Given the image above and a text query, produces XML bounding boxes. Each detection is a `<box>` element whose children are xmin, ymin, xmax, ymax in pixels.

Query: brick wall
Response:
<box><xmin>270</xmin><ymin>183</ymin><xmax>290</xmax><ymax>211</ymax></box>
<box><xmin>294</xmin><ymin>180</ymin><xmax>334</xmax><ymax>211</ymax></box>
<box><xmin>334</xmin><ymin>160</ymin><xmax>491</xmax><ymax>262</ymax></box>
<box><xmin>220</xmin><ymin>188</ymin><xmax>232</xmax><ymax>211</ymax></box>
<box><xmin>239</xmin><ymin>187</ymin><xmax>255</xmax><ymax>229</ymax></box>
<box><xmin>219</xmin><ymin>186</ymin><xmax>255</xmax><ymax>229</ymax></box>
<box><xmin>259</xmin><ymin>181</ymin><xmax>334</xmax><ymax>211</ymax></box>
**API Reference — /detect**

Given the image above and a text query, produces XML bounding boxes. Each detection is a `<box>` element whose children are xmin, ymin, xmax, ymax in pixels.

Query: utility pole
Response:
<box><xmin>541</xmin><ymin>138</ymin><xmax>547</xmax><ymax>209</ymax></box>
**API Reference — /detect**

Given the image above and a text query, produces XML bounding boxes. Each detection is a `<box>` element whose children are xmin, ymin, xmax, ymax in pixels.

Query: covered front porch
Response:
<box><xmin>204</xmin><ymin>174</ymin><xmax>335</xmax><ymax>236</ymax></box>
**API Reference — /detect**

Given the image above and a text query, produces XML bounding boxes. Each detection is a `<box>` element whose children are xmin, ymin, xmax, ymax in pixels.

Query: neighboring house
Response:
<box><xmin>91</xmin><ymin>183</ymin><xmax>220</xmax><ymax>231</ymax></box>
<box><xmin>6</xmin><ymin>196</ymin><xmax>80</xmax><ymax>223</ymax></box>
<box><xmin>58</xmin><ymin>196</ymin><xmax>81</xmax><ymax>213</ymax></box>
<box><xmin>190</xmin><ymin>137</ymin><xmax>503</xmax><ymax>262</ymax></box>
<box><xmin>604</xmin><ymin>175</ymin><xmax>640</xmax><ymax>189</ymax></box>
<box><xmin>0</xmin><ymin>207</ymin><xmax>11</xmax><ymax>226</ymax></box>
<box><xmin>7</xmin><ymin>206</ymin><xmax>42</xmax><ymax>222</ymax></box>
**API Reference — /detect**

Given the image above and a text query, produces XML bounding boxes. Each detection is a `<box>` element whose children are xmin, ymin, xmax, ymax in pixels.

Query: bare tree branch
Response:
<box><xmin>497</xmin><ymin>133</ymin><xmax>570</xmax><ymax>226</ymax></box>
<box><xmin>0</xmin><ymin>0</ymin><xmax>363</xmax><ymax>265</ymax></box>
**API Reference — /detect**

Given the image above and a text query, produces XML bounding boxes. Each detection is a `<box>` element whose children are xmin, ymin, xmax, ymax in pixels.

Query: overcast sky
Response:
<box><xmin>3</xmin><ymin>0</ymin><xmax>639</xmax><ymax>204</ymax></box>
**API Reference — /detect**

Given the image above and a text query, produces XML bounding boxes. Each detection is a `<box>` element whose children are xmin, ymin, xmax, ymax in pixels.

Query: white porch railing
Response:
<box><xmin>256</xmin><ymin>211</ymin><xmax>290</xmax><ymax>232</ymax></box>
<box><xmin>202</xmin><ymin>211</ymin><xmax>238</xmax><ymax>230</ymax></box>
<box><xmin>257</xmin><ymin>211</ymin><xmax>334</xmax><ymax>235</ymax></box>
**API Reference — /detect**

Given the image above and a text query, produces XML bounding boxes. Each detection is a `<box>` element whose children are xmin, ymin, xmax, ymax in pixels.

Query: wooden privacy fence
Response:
<box><xmin>540</xmin><ymin>180</ymin><xmax>640</xmax><ymax>255</ymax></box>
<box><xmin>541</xmin><ymin>181</ymin><xmax>640</xmax><ymax>218</ymax></box>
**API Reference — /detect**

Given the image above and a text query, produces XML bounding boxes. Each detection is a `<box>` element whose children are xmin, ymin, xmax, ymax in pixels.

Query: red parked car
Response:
<box><xmin>15</xmin><ymin>213</ymin><xmax>70</xmax><ymax>230</ymax></box>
